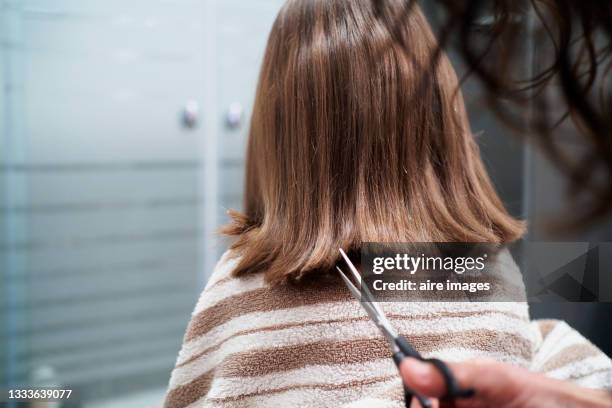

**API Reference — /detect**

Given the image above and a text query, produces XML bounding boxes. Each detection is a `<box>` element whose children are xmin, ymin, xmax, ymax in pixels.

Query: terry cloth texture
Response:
<box><xmin>163</xmin><ymin>251</ymin><xmax>612</xmax><ymax>408</ymax></box>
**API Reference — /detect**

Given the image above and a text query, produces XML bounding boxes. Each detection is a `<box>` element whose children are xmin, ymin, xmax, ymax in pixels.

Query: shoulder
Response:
<box><xmin>191</xmin><ymin>250</ymin><xmax>266</xmax><ymax>317</ymax></box>
<box><xmin>530</xmin><ymin>319</ymin><xmax>612</xmax><ymax>388</ymax></box>
<box><xmin>204</xmin><ymin>250</ymin><xmax>239</xmax><ymax>289</ymax></box>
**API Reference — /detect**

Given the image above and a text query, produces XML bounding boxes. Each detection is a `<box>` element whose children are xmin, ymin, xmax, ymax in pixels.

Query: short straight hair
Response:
<box><xmin>222</xmin><ymin>0</ymin><xmax>525</xmax><ymax>284</ymax></box>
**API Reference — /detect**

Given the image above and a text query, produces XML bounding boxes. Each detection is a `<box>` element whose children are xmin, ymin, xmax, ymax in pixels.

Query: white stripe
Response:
<box><xmin>178</xmin><ymin>300</ymin><xmax>528</xmax><ymax>365</ymax></box>
<box><xmin>530</xmin><ymin>320</ymin><xmax>545</xmax><ymax>347</ymax></box>
<box><xmin>186</xmin><ymin>377</ymin><xmax>403</xmax><ymax>408</ymax></box>
<box><xmin>430</xmin><ymin>347</ymin><xmax>530</xmax><ymax>366</ymax></box>
<box><xmin>573</xmin><ymin>369</ymin><xmax>612</xmax><ymax>389</ymax></box>
<box><xmin>545</xmin><ymin>354</ymin><xmax>612</xmax><ymax>381</ymax></box>
<box><xmin>203</xmin><ymin>250</ymin><xmax>236</xmax><ymax>288</ymax></box>
<box><xmin>195</xmin><ymin>273</ymin><xmax>265</xmax><ymax>315</ymax></box>
<box><xmin>531</xmin><ymin>322</ymin><xmax>589</xmax><ymax>371</ymax></box>
<box><xmin>203</xmin><ymin>348</ymin><xmax>529</xmax><ymax>399</ymax></box>
<box><xmin>172</xmin><ymin>311</ymin><xmax>530</xmax><ymax>386</ymax></box>
<box><xmin>207</xmin><ymin>359</ymin><xmax>398</xmax><ymax>398</ymax></box>
<box><xmin>530</xmin><ymin>320</ymin><xmax>569</xmax><ymax>369</ymax></box>
<box><xmin>179</xmin><ymin>347</ymin><xmax>527</xmax><ymax>407</ymax></box>
<box><xmin>177</xmin><ymin>300</ymin><xmax>361</xmax><ymax>365</ymax></box>
<box><xmin>192</xmin><ymin>378</ymin><xmax>403</xmax><ymax>408</ymax></box>
<box><xmin>537</xmin><ymin>341</ymin><xmax>596</xmax><ymax>373</ymax></box>
<box><xmin>171</xmin><ymin>308</ymin><xmax>531</xmax><ymax>389</ymax></box>
<box><xmin>344</xmin><ymin>398</ymin><xmax>402</xmax><ymax>408</ymax></box>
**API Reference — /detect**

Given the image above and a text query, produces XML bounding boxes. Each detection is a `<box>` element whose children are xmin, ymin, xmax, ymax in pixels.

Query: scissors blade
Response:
<box><xmin>336</xmin><ymin>266</ymin><xmax>379</xmax><ymax>318</ymax></box>
<box><xmin>338</xmin><ymin>248</ymin><xmax>362</xmax><ymax>285</ymax></box>
<box><xmin>336</xmin><ymin>266</ymin><xmax>362</xmax><ymax>300</ymax></box>
<box><xmin>336</xmin><ymin>266</ymin><xmax>397</xmax><ymax>344</ymax></box>
<box><xmin>338</xmin><ymin>249</ymin><xmax>398</xmax><ymax>334</ymax></box>
<box><xmin>337</xmin><ymin>266</ymin><xmax>392</xmax><ymax>334</ymax></box>
<box><xmin>338</xmin><ymin>248</ymin><xmax>385</xmax><ymax>313</ymax></box>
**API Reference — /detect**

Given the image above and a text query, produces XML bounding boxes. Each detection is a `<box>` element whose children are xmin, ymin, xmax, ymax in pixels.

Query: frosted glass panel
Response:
<box><xmin>1</xmin><ymin>0</ymin><xmax>287</xmax><ymax>404</ymax></box>
<box><xmin>1</xmin><ymin>0</ymin><xmax>206</xmax><ymax>403</ymax></box>
<box><xmin>21</xmin><ymin>0</ymin><xmax>204</xmax><ymax>163</ymax></box>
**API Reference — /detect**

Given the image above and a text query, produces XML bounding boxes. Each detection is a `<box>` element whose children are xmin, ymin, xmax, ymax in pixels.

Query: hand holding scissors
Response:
<box><xmin>336</xmin><ymin>248</ymin><xmax>475</xmax><ymax>408</ymax></box>
<box><xmin>400</xmin><ymin>356</ymin><xmax>612</xmax><ymax>408</ymax></box>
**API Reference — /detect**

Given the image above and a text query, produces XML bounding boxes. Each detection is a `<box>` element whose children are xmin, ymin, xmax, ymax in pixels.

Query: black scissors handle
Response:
<box><xmin>425</xmin><ymin>357</ymin><xmax>475</xmax><ymax>399</ymax></box>
<box><xmin>392</xmin><ymin>350</ymin><xmax>432</xmax><ymax>408</ymax></box>
<box><xmin>392</xmin><ymin>335</ymin><xmax>475</xmax><ymax>407</ymax></box>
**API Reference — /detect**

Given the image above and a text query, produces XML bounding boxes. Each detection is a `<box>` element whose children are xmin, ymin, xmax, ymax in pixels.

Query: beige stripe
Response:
<box><xmin>207</xmin><ymin>274</ymin><xmax>235</xmax><ymax>289</ymax></box>
<box><xmin>218</xmin><ymin>330</ymin><xmax>532</xmax><ymax>378</ymax></box>
<box><xmin>194</xmin><ymin>273</ymin><xmax>265</xmax><ymax>316</ymax></box>
<box><xmin>536</xmin><ymin>319</ymin><xmax>560</xmax><ymax>339</ymax></box>
<box><xmin>187</xmin><ymin>275</ymin><xmax>528</xmax><ymax>342</ymax></box>
<box><xmin>186</xmin><ymin>278</ymin><xmax>351</xmax><ymax>340</ymax></box>
<box><xmin>203</xmin><ymin>357</ymin><xmax>399</xmax><ymax>400</ymax></box>
<box><xmin>568</xmin><ymin>367</ymin><xmax>612</xmax><ymax>381</ymax></box>
<box><xmin>171</xmin><ymin>319</ymin><xmax>532</xmax><ymax>388</ymax></box>
<box><xmin>207</xmin><ymin>374</ymin><xmax>398</xmax><ymax>404</ymax></box>
<box><xmin>179</xmin><ymin>301</ymin><xmax>528</xmax><ymax>367</ymax></box>
<box><xmin>204</xmin><ymin>271</ymin><xmax>248</xmax><ymax>293</ymax></box>
<box><xmin>218</xmin><ymin>338</ymin><xmax>390</xmax><ymax>377</ymax></box>
<box><xmin>540</xmin><ymin>343</ymin><xmax>602</xmax><ymax>373</ymax></box>
<box><xmin>164</xmin><ymin>370</ymin><xmax>214</xmax><ymax>408</ymax></box>
<box><xmin>178</xmin><ymin>309</ymin><xmax>526</xmax><ymax>368</ymax></box>
<box><xmin>202</xmin><ymin>349</ymin><xmax>524</xmax><ymax>402</ymax></box>
<box><xmin>170</xmin><ymin>331</ymin><xmax>530</xmax><ymax>407</ymax></box>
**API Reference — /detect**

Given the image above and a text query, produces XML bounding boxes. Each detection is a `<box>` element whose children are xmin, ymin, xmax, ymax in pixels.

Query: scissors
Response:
<box><xmin>336</xmin><ymin>248</ymin><xmax>475</xmax><ymax>408</ymax></box>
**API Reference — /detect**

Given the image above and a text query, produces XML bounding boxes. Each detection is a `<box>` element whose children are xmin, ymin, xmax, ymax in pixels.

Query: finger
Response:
<box><xmin>400</xmin><ymin>357</ymin><xmax>524</xmax><ymax>403</ymax></box>
<box><xmin>400</xmin><ymin>358</ymin><xmax>448</xmax><ymax>398</ymax></box>
<box><xmin>409</xmin><ymin>396</ymin><xmax>439</xmax><ymax>408</ymax></box>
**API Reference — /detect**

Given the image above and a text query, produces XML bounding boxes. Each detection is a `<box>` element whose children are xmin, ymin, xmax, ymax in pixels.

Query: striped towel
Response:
<box><xmin>163</xmin><ymin>251</ymin><xmax>612</xmax><ymax>407</ymax></box>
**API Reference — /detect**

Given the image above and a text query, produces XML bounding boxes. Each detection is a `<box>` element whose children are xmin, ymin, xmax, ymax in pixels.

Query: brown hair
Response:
<box><xmin>223</xmin><ymin>0</ymin><xmax>524</xmax><ymax>284</ymax></box>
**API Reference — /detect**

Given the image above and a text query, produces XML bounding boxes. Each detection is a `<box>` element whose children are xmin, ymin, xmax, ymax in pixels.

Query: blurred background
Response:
<box><xmin>0</xmin><ymin>0</ymin><xmax>610</xmax><ymax>407</ymax></box>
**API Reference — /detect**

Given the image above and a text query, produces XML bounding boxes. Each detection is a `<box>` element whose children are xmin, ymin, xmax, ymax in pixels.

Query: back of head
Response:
<box><xmin>223</xmin><ymin>0</ymin><xmax>524</xmax><ymax>283</ymax></box>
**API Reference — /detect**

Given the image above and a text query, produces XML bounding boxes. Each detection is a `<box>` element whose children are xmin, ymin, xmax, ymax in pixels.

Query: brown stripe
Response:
<box><xmin>163</xmin><ymin>370</ymin><xmax>214</xmax><ymax>408</ymax></box>
<box><xmin>179</xmin><ymin>316</ymin><xmax>368</xmax><ymax>367</ymax></box>
<box><xmin>540</xmin><ymin>343</ymin><xmax>602</xmax><ymax>373</ymax></box>
<box><xmin>168</xmin><ymin>330</ymin><xmax>532</xmax><ymax>407</ymax></box>
<box><xmin>178</xmin><ymin>309</ymin><xmax>526</xmax><ymax>368</ymax></box>
<box><xmin>207</xmin><ymin>374</ymin><xmax>398</xmax><ymax>404</ymax></box>
<box><xmin>165</xmin><ymin>367</ymin><xmax>396</xmax><ymax>407</ymax></box>
<box><xmin>221</xmin><ymin>337</ymin><xmax>391</xmax><ymax>378</ymax></box>
<box><xmin>218</xmin><ymin>329</ymin><xmax>532</xmax><ymax>378</ymax></box>
<box><xmin>168</xmin><ymin>330</ymin><xmax>531</xmax><ymax>407</ymax></box>
<box><xmin>186</xmin><ymin>278</ymin><xmax>351</xmax><ymax>340</ymax></box>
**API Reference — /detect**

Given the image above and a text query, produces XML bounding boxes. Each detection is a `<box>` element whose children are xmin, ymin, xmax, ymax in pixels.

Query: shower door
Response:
<box><xmin>1</xmin><ymin>0</ymin><xmax>231</xmax><ymax>404</ymax></box>
<box><xmin>1</xmin><ymin>0</ymin><xmax>287</xmax><ymax>404</ymax></box>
